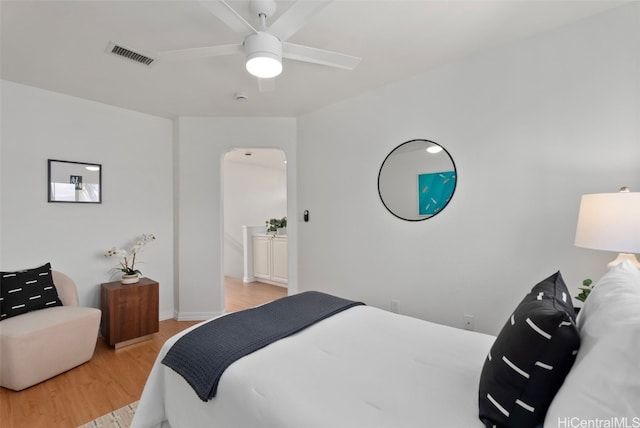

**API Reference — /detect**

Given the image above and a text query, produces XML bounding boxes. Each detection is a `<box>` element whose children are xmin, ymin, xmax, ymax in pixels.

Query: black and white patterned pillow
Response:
<box><xmin>478</xmin><ymin>271</ymin><xmax>580</xmax><ymax>428</ymax></box>
<box><xmin>0</xmin><ymin>262</ymin><xmax>63</xmax><ymax>321</ymax></box>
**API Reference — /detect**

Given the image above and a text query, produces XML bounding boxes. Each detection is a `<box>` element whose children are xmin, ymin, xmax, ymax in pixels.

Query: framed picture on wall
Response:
<box><xmin>48</xmin><ymin>159</ymin><xmax>102</xmax><ymax>203</ymax></box>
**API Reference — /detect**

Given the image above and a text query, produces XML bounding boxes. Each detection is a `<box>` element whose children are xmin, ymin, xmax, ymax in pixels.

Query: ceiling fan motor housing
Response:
<box><xmin>244</xmin><ymin>32</ymin><xmax>283</xmax><ymax>78</ymax></box>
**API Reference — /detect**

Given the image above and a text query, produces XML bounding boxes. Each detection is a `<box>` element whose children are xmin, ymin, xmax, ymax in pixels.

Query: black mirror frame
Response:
<box><xmin>377</xmin><ymin>139</ymin><xmax>457</xmax><ymax>222</ymax></box>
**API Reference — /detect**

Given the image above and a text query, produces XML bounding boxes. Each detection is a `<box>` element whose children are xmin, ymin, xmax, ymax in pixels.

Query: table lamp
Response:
<box><xmin>574</xmin><ymin>186</ymin><xmax>640</xmax><ymax>269</ymax></box>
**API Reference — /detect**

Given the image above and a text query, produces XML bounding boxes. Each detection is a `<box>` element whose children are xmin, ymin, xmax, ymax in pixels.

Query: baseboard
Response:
<box><xmin>159</xmin><ymin>310</ymin><xmax>175</xmax><ymax>321</ymax></box>
<box><xmin>173</xmin><ymin>310</ymin><xmax>221</xmax><ymax>321</ymax></box>
<box><xmin>254</xmin><ymin>278</ymin><xmax>288</xmax><ymax>288</ymax></box>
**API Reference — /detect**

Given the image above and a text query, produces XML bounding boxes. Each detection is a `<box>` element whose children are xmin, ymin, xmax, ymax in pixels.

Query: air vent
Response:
<box><xmin>106</xmin><ymin>42</ymin><xmax>155</xmax><ymax>66</ymax></box>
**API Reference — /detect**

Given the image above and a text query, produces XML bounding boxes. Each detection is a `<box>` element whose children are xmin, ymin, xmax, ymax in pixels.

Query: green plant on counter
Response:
<box><xmin>266</xmin><ymin>217</ymin><xmax>287</xmax><ymax>233</ymax></box>
<box><xmin>575</xmin><ymin>278</ymin><xmax>594</xmax><ymax>302</ymax></box>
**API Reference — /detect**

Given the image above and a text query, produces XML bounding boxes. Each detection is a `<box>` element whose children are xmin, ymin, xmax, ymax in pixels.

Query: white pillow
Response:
<box><xmin>543</xmin><ymin>260</ymin><xmax>640</xmax><ymax>428</ymax></box>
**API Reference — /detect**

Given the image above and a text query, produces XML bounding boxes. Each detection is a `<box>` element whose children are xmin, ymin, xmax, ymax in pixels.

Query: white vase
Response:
<box><xmin>121</xmin><ymin>273</ymin><xmax>139</xmax><ymax>284</ymax></box>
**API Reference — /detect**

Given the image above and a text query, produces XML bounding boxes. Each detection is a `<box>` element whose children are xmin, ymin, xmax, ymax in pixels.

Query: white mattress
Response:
<box><xmin>132</xmin><ymin>305</ymin><xmax>495</xmax><ymax>428</ymax></box>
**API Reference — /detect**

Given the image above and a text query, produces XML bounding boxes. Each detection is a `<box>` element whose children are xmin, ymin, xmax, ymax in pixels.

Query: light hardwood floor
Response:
<box><xmin>0</xmin><ymin>278</ymin><xmax>286</xmax><ymax>428</ymax></box>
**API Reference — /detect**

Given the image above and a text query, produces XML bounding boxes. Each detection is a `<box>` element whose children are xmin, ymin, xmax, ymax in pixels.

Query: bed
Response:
<box><xmin>132</xmin><ymin>260</ymin><xmax>640</xmax><ymax>428</ymax></box>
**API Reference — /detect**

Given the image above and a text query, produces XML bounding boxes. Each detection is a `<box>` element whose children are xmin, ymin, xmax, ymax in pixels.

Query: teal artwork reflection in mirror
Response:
<box><xmin>378</xmin><ymin>139</ymin><xmax>457</xmax><ymax>221</ymax></box>
<box><xmin>418</xmin><ymin>171</ymin><xmax>456</xmax><ymax>216</ymax></box>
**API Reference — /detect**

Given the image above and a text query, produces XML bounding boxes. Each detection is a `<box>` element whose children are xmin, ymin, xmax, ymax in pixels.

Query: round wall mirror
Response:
<box><xmin>378</xmin><ymin>139</ymin><xmax>457</xmax><ymax>221</ymax></box>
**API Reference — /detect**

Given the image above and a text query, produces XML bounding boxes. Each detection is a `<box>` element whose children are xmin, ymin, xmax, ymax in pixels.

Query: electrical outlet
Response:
<box><xmin>463</xmin><ymin>314</ymin><xmax>475</xmax><ymax>331</ymax></box>
<box><xmin>390</xmin><ymin>300</ymin><xmax>400</xmax><ymax>314</ymax></box>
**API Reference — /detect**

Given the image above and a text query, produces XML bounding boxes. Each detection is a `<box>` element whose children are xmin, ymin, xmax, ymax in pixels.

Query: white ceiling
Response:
<box><xmin>225</xmin><ymin>147</ymin><xmax>287</xmax><ymax>170</ymax></box>
<box><xmin>0</xmin><ymin>0</ymin><xmax>627</xmax><ymax>119</ymax></box>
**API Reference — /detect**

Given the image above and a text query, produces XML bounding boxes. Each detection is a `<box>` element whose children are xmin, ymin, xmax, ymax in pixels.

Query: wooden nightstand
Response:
<box><xmin>100</xmin><ymin>277</ymin><xmax>159</xmax><ymax>349</ymax></box>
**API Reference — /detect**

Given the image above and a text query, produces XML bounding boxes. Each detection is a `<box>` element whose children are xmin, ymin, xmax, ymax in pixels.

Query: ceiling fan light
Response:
<box><xmin>244</xmin><ymin>32</ymin><xmax>282</xmax><ymax>79</ymax></box>
<box><xmin>246</xmin><ymin>54</ymin><xmax>282</xmax><ymax>78</ymax></box>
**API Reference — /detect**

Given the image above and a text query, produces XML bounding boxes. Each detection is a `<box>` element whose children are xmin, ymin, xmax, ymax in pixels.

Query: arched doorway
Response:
<box><xmin>222</xmin><ymin>148</ymin><xmax>288</xmax><ymax>311</ymax></box>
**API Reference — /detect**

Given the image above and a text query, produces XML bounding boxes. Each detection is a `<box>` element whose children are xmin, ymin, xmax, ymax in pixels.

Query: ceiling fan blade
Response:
<box><xmin>267</xmin><ymin>0</ymin><xmax>332</xmax><ymax>42</ymax></box>
<box><xmin>283</xmin><ymin>42</ymin><xmax>361</xmax><ymax>70</ymax></box>
<box><xmin>157</xmin><ymin>44</ymin><xmax>242</xmax><ymax>61</ymax></box>
<box><xmin>200</xmin><ymin>0</ymin><xmax>257</xmax><ymax>37</ymax></box>
<box><xmin>258</xmin><ymin>77</ymin><xmax>276</xmax><ymax>92</ymax></box>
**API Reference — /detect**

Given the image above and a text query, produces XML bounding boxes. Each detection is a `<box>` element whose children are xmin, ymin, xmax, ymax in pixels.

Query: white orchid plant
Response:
<box><xmin>105</xmin><ymin>233</ymin><xmax>156</xmax><ymax>276</ymax></box>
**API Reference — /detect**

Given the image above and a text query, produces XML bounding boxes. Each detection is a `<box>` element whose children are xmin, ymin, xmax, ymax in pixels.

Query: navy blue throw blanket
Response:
<box><xmin>162</xmin><ymin>291</ymin><xmax>364</xmax><ymax>401</ymax></box>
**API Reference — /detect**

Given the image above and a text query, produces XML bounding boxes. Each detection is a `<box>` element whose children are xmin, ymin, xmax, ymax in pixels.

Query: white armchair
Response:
<box><xmin>0</xmin><ymin>271</ymin><xmax>101</xmax><ymax>391</ymax></box>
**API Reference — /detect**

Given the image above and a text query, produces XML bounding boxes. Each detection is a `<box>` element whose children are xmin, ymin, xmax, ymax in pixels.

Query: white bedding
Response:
<box><xmin>132</xmin><ymin>305</ymin><xmax>495</xmax><ymax>428</ymax></box>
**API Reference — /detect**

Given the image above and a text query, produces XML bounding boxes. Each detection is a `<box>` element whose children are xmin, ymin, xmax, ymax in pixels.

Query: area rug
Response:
<box><xmin>78</xmin><ymin>401</ymin><xmax>138</xmax><ymax>428</ymax></box>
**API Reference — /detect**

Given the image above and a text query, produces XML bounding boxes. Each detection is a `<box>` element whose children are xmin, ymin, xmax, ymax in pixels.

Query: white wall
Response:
<box><xmin>297</xmin><ymin>4</ymin><xmax>640</xmax><ymax>335</ymax></box>
<box><xmin>0</xmin><ymin>85</ymin><xmax>296</xmax><ymax>321</ymax></box>
<box><xmin>0</xmin><ymin>81</ymin><xmax>175</xmax><ymax>317</ymax></box>
<box><xmin>223</xmin><ymin>155</ymin><xmax>287</xmax><ymax>278</ymax></box>
<box><xmin>2</xmin><ymin>5</ymin><xmax>637</xmax><ymax>330</ymax></box>
<box><xmin>175</xmin><ymin>117</ymin><xmax>296</xmax><ymax>320</ymax></box>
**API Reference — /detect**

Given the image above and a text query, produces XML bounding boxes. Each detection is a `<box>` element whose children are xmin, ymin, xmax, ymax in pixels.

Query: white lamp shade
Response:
<box><xmin>575</xmin><ymin>191</ymin><xmax>640</xmax><ymax>254</ymax></box>
<box><xmin>246</xmin><ymin>55</ymin><xmax>282</xmax><ymax>78</ymax></box>
<box><xmin>244</xmin><ymin>32</ymin><xmax>282</xmax><ymax>79</ymax></box>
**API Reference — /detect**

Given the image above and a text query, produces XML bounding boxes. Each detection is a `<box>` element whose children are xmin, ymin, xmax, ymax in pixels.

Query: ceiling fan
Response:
<box><xmin>157</xmin><ymin>0</ymin><xmax>361</xmax><ymax>89</ymax></box>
